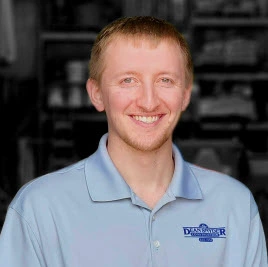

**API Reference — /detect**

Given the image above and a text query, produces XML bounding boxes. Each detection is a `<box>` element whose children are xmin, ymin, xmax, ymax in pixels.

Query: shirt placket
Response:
<box><xmin>147</xmin><ymin>191</ymin><xmax>177</xmax><ymax>267</ymax></box>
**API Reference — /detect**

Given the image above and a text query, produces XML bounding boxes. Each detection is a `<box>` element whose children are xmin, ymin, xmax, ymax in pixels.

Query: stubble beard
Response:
<box><xmin>121</xmin><ymin>128</ymin><xmax>173</xmax><ymax>153</ymax></box>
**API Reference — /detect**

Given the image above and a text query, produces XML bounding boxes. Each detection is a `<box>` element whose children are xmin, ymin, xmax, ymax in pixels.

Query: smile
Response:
<box><xmin>132</xmin><ymin>115</ymin><xmax>159</xmax><ymax>124</ymax></box>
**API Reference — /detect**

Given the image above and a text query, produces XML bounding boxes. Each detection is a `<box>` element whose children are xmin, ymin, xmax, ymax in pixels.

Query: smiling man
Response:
<box><xmin>0</xmin><ymin>16</ymin><xmax>267</xmax><ymax>267</ymax></box>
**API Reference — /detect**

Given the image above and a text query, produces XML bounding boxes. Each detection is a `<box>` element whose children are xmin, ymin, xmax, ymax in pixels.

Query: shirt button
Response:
<box><xmin>153</xmin><ymin>240</ymin><xmax>160</xmax><ymax>248</ymax></box>
<box><xmin>152</xmin><ymin>215</ymin><xmax>156</xmax><ymax>221</ymax></box>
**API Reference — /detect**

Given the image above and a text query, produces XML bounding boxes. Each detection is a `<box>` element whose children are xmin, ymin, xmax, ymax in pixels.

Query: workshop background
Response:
<box><xmin>1</xmin><ymin>0</ymin><xmax>268</xmax><ymax>238</ymax></box>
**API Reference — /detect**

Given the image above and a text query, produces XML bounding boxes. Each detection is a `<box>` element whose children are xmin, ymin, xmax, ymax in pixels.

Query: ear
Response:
<box><xmin>181</xmin><ymin>84</ymin><xmax>192</xmax><ymax>111</ymax></box>
<box><xmin>86</xmin><ymin>78</ymin><xmax>105</xmax><ymax>112</ymax></box>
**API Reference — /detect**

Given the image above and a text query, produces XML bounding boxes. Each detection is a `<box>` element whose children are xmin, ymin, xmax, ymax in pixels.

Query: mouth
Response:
<box><xmin>132</xmin><ymin>115</ymin><xmax>160</xmax><ymax>124</ymax></box>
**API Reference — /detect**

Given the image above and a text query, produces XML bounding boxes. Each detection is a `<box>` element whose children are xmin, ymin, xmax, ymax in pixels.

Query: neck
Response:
<box><xmin>107</xmin><ymin>138</ymin><xmax>175</xmax><ymax>208</ymax></box>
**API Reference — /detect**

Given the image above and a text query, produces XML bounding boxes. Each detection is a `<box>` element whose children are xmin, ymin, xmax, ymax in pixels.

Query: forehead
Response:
<box><xmin>101</xmin><ymin>35</ymin><xmax>184</xmax><ymax>67</ymax></box>
<box><xmin>100</xmin><ymin>35</ymin><xmax>185</xmax><ymax>80</ymax></box>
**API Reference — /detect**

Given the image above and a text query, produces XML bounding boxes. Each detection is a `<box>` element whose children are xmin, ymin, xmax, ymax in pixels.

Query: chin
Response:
<box><xmin>125</xmin><ymin>134</ymin><xmax>170</xmax><ymax>152</ymax></box>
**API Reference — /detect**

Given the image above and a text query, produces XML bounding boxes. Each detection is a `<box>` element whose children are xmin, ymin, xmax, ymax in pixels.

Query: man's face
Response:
<box><xmin>90</xmin><ymin>37</ymin><xmax>192</xmax><ymax>152</ymax></box>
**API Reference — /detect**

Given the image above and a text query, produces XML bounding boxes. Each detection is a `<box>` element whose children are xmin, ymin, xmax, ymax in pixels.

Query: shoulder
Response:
<box><xmin>9</xmin><ymin>158</ymin><xmax>87</xmax><ymax>215</ymax></box>
<box><xmin>188</xmin><ymin>162</ymin><xmax>248</xmax><ymax>192</ymax></box>
<box><xmin>187</xmin><ymin>162</ymin><xmax>258</xmax><ymax>219</ymax></box>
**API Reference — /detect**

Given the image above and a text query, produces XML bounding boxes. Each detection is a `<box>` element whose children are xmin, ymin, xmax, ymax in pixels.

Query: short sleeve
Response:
<box><xmin>245</xmin><ymin>209</ymin><xmax>268</xmax><ymax>266</ymax></box>
<box><xmin>0</xmin><ymin>207</ymin><xmax>45</xmax><ymax>267</ymax></box>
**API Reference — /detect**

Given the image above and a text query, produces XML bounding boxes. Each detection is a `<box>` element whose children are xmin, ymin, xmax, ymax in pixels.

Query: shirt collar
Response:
<box><xmin>85</xmin><ymin>133</ymin><xmax>203</xmax><ymax>202</ymax></box>
<box><xmin>169</xmin><ymin>143</ymin><xmax>203</xmax><ymax>200</ymax></box>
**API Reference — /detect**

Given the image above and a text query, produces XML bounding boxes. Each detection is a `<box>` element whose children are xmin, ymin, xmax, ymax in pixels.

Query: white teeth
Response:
<box><xmin>133</xmin><ymin>116</ymin><xmax>159</xmax><ymax>123</ymax></box>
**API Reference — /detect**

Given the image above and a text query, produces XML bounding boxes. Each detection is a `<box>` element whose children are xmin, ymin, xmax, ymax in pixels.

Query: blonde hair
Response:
<box><xmin>89</xmin><ymin>16</ymin><xmax>193</xmax><ymax>87</ymax></box>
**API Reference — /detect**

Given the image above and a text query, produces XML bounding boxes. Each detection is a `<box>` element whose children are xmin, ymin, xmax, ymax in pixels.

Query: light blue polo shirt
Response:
<box><xmin>0</xmin><ymin>133</ymin><xmax>267</xmax><ymax>266</ymax></box>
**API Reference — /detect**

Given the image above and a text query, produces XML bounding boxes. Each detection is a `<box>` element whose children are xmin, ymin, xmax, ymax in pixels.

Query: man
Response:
<box><xmin>0</xmin><ymin>16</ymin><xmax>267</xmax><ymax>266</ymax></box>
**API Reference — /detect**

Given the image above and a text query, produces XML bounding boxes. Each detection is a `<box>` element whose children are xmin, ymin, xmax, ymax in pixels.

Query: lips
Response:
<box><xmin>132</xmin><ymin>115</ymin><xmax>160</xmax><ymax>124</ymax></box>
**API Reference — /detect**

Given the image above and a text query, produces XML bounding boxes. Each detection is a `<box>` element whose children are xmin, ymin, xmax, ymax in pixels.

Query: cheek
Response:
<box><xmin>104</xmin><ymin>91</ymin><xmax>133</xmax><ymax>112</ymax></box>
<box><xmin>162</xmin><ymin>91</ymin><xmax>185</xmax><ymax>112</ymax></box>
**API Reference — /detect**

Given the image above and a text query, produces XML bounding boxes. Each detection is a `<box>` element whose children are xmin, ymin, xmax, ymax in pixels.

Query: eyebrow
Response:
<box><xmin>112</xmin><ymin>71</ymin><xmax>141</xmax><ymax>80</ymax></box>
<box><xmin>156</xmin><ymin>71</ymin><xmax>182</xmax><ymax>79</ymax></box>
<box><xmin>116</xmin><ymin>71</ymin><xmax>140</xmax><ymax>76</ymax></box>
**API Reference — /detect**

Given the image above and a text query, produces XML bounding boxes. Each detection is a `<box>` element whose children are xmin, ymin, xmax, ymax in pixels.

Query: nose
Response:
<box><xmin>136</xmin><ymin>82</ymin><xmax>160</xmax><ymax>111</ymax></box>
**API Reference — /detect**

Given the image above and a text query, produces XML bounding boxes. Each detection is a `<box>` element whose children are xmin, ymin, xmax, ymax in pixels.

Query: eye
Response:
<box><xmin>123</xmin><ymin>77</ymin><xmax>134</xmax><ymax>84</ymax></box>
<box><xmin>158</xmin><ymin>77</ymin><xmax>174</xmax><ymax>87</ymax></box>
<box><xmin>120</xmin><ymin>77</ymin><xmax>138</xmax><ymax>88</ymax></box>
<box><xmin>161</xmin><ymin>78</ymin><xmax>171</xmax><ymax>83</ymax></box>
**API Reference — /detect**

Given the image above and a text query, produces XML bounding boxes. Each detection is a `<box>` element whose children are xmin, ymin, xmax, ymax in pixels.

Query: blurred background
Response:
<box><xmin>1</xmin><ymin>0</ymin><xmax>268</xmax><ymax>237</ymax></box>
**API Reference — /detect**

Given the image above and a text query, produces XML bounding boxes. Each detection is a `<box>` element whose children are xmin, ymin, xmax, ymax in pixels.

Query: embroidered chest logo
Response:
<box><xmin>183</xmin><ymin>223</ymin><xmax>226</xmax><ymax>242</ymax></box>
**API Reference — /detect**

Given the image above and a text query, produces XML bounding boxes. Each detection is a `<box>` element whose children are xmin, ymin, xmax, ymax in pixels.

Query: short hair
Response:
<box><xmin>89</xmin><ymin>16</ymin><xmax>193</xmax><ymax>87</ymax></box>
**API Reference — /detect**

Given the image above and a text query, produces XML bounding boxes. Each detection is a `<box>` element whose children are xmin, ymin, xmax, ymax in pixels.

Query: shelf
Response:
<box><xmin>247</xmin><ymin>122</ymin><xmax>268</xmax><ymax>131</ymax></box>
<box><xmin>201</xmin><ymin>122</ymin><xmax>243</xmax><ymax>131</ymax></box>
<box><xmin>200</xmin><ymin>121</ymin><xmax>268</xmax><ymax>132</ymax></box>
<box><xmin>195</xmin><ymin>72</ymin><xmax>268</xmax><ymax>82</ymax></box>
<box><xmin>41</xmin><ymin>110</ymin><xmax>107</xmax><ymax>122</ymax></box>
<box><xmin>52</xmin><ymin>140</ymin><xmax>74</xmax><ymax>147</ymax></box>
<box><xmin>175</xmin><ymin>138</ymin><xmax>241</xmax><ymax>148</ymax></box>
<box><xmin>40</xmin><ymin>31</ymin><xmax>98</xmax><ymax>42</ymax></box>
<box><xmin>191</xmin><ymin>17</ymin><xmax>268</xmax><ymax>27</ymax></box>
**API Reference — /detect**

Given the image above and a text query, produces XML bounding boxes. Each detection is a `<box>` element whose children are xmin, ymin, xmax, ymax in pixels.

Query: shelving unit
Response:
<box><xmin>36</xmin><ymin>0</ymin><xmax>109</xmax><ymax>174</ymax></box>
<box><xmin>187</xmin><ymin>1</ymin><xmax>268</xmax><ymax>198</ymax></box>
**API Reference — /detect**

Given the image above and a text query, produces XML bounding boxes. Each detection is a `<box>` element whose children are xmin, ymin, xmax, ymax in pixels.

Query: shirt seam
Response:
<box><xmin>54</xmin><ymin>160</ymin><xmax>85</xmax><ymax>174</ymax></box>
<box><xmin>9</xmin><ymin>207</ymin><xmax>43</xmax><ymax>255</ymax></box>
<box><xmin>184</xmin><ymin>163</ymin><xmax>204</xmax><ymax>199</ymax></box>
<box><xmin>13</xmin><ymin>179</ymin><xmax>38</xmax><ymax>205</ymax></box>
<box><xmin>188</xmin><ymin>162</ymin><xmax>227</xmax><ymax>176</ymax></box>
